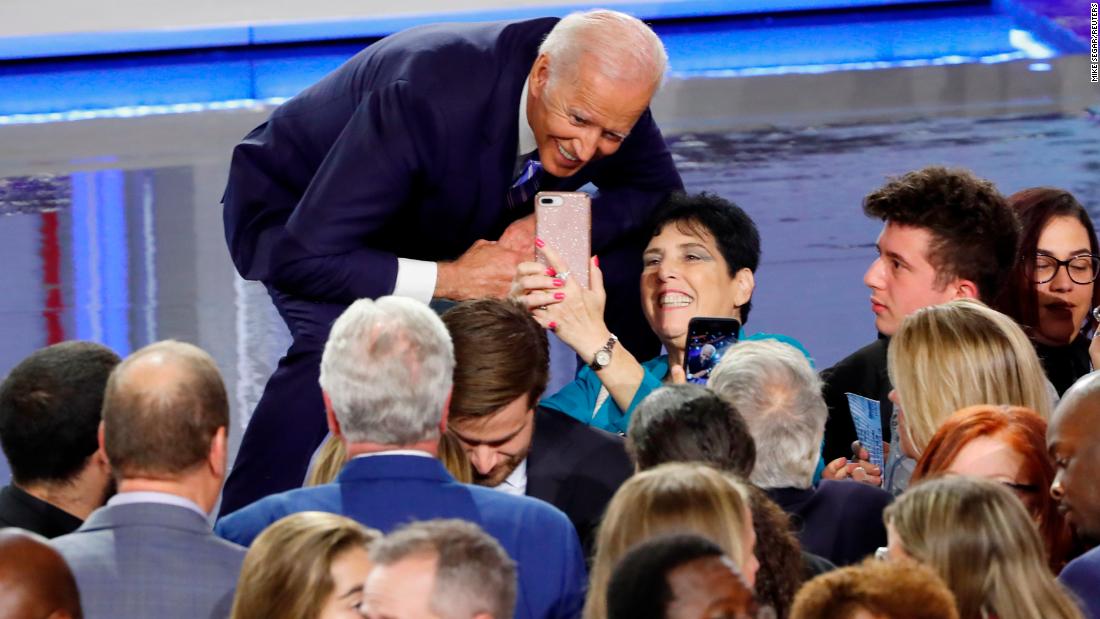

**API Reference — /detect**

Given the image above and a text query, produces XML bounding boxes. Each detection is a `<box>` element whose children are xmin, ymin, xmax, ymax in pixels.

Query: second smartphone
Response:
<box><xmin>685</xmin><ymin>317</ymin><xmax>742</xmax><ymax>384</ymax></box>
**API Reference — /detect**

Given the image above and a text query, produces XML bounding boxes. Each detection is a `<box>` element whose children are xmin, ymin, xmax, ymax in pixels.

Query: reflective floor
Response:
<box><xmin>0</xmin><ymin>2</ymin><xmax>1097</xmax><ymax>485</ymax></box>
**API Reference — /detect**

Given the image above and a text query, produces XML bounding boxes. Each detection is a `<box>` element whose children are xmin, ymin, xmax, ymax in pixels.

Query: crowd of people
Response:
<box><xmin>1</xmin><ymin>7</ymin><xmax>1099</xmax><ymax>619</ymax></box>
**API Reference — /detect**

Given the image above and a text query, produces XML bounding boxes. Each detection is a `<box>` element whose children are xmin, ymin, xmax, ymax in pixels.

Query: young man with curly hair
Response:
<box><xmin>820</xmin><ymin>167</ymin><xmax>1020</xmax><ymax>472</ymax></box>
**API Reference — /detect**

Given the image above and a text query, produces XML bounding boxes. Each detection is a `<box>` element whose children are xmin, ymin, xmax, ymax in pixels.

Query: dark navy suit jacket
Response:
<box><xmin>528</xmin><ymin>409</ymin><xmax>633</xmax><ymax>555</ymax></box>
<box><xmin>1060</xmin><ymin>546</ymin><xmax>1100</xmax><ymax>618</ymax></box>
<box><xmin>223</xmin><ymin>17</ymin><xmax>683</xmax><ymax>303</ymax></box>
<box><xmin>766</xmin><ymin>479</ymin><xmax>893</xmax><ymax>567</ymax></box>
<box><xmin>215</xmin><ymin>455</ymin><xmax>587</xmax><ymax>619</ymax></box>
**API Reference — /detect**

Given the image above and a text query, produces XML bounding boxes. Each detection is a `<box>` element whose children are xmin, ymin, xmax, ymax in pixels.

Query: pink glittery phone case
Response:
<box><xmin>535</xmin><ymin>191</ymin><xmax>591</xmax><ymax>289</ymax></box>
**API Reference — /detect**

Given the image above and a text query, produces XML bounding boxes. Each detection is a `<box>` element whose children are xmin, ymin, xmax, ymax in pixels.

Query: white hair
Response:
<box><xmin>708</xmin><ymin>340</ymin><xmax>826</xmax><ymax>489</ymax></box>
<box><xmin>539</xmin><ymin>9</ymin><xmax>667</xmax><ymax>92</ymax></box>
<box><xmin>319</xmin><ymin>296</ymin><xmax>454</xmax><ymax>445</ymax></box>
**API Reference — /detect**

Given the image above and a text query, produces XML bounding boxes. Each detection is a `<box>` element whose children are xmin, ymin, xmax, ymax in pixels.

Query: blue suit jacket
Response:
<box><xmin>216</xmin><ymin>455</ymin><xmax>587</xmax><ymax>619</ymax></box>
<box><xmin>222</xmin><ymin>18</ymin><xmax>682</xmax><ymax>302</ymax></box>
<box><xmin>52</xmin><ymin>502</ymin><xmax>246</xmax><ymax>619</ymax></box>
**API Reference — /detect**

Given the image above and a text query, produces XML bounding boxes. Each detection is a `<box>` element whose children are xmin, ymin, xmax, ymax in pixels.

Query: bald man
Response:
<box><xmin>0</xmin><ymin>528</ymin><xmax>82</xmax><ymax>619</ymax></box>
<box><xmin>51</xmin><ymin>341</ymin><xmax>246</xmax><ymax>619</ymax></box>
<box><xmin>1049</xmin><ymin>372</ymin><xmax>1100</xmax><ymax>618</ymax></box>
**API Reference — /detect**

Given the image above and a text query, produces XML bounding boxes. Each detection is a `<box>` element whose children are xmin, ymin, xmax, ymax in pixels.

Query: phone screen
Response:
<box><xmin>685</xmin><ymin>317</ymin><xmax>742</xmax><ymax>385</ymax></box>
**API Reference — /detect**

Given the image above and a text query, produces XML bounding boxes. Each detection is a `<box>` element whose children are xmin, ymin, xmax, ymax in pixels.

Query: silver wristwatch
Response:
<box><xmin>589</xmin><ymin>335</ymin><xmax>619</xmax><ymax>371</ymax></box>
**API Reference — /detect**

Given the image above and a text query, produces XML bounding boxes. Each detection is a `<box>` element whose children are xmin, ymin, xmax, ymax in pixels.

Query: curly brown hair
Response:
<box><xmin>863</xmin><ymin>166</ymin><xmax>1019</xmax><ymax>302</ymax></box>
<box><xmin>747</xmin><ymin>486</ymin><xmax>804</xmax><ymax>619</ymax></box>
<box><xmin>790</xmin><ymin>558</ymin><xmax>959</xmax><ymax>619</ymax></box>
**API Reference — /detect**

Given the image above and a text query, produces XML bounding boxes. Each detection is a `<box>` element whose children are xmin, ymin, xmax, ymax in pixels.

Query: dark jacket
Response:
<box><xmin>0</xmin><ymin>484</ymin><xmax>82</xmax><ymax>539</ymax></box>
<box><xmin>767</xmin><ymin>480</ymin><xmax>893</xmax><ymax>567</ymax></box>
<box><xmin>528</xmin><ymin>408</ymin><xmax>633</xmax><ymax>555</ymax></box>
<box><xmin>821</xmin><ymin>338</ymin><xmax>893</xmax><ymax>462</ymax></box>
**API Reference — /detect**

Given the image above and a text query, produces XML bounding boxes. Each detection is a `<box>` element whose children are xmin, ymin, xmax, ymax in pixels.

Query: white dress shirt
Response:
<box><xmin>493</xmin><ymin>458</ymin><xmax>528</xmax><ymax>497</ymax></box>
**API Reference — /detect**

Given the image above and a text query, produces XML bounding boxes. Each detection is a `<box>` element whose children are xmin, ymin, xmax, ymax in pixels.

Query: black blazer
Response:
<box><xmin>0</xmin><ymin>484</ymin><xmax>82</xmax><ymax>539</ymax></box>
<box><xmin>767</xmin><ymin>480</ymin><xmax>893</xmax><ymax>567</ymax></box>
<box><xmin>821</xmin><ymin>338</ymin><xmax>893</xmax><ymax>461</ymax></box>
<box><xmin>528</xmin><ymin>408</ymin><xmax>633</xmax><ymax>555</ymax></box>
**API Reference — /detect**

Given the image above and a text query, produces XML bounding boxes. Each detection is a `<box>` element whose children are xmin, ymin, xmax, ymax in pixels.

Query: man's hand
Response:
<box><xmin>822</xmin><ymin>441</ymin><xmax>888</xmax><ymax>487</ymax></box>
<box><xmin>498</xmin><ymin>214</ymin><xmax>535</xmax><ymax>259</ymax></box>
<box><xmin>435</xmin><ymin>240</ymin><xmax>526</xmax><ymax>301</ymax></box>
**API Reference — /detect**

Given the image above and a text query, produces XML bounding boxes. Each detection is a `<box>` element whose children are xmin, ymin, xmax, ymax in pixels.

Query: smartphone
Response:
<box><xmin>685</xmin><ymin>317</ymin><xmax>742</xmax><ymax>385</ymax></box>
<box><xmin>535</xmin><ymin>191</ymin><xmax>591</xmax><ymax>289</ymax></box>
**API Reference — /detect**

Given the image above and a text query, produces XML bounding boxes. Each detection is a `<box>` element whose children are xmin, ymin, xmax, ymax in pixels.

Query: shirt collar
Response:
<box><xmin>353</xmin><ymin>449</ymin><xmax>434</xmax><ymax>460</ymax></box>
<box><xmin>500</xmin><ymin>458</ymin><xmax>528</xmax><ymax>492</ymax></box>
<box><xmin>107</xmin><ymin>491</ymin><xmax>207</xmax><ymax>518</ymax></box>
<box><xmin>517</xmin><ymin>77</ymin><xmax>537</xmax><ymax>158</ymax></box>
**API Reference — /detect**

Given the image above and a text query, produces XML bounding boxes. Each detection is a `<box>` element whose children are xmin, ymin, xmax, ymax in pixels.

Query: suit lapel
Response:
<box><xmin>525</xmin><ymin>412</ymin><xmax>573</xmax><ymax>503</ymax></box>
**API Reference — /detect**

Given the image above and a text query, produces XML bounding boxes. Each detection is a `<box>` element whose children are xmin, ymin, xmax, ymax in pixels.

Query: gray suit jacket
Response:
<box><xmin>52</xmin><ymin>502</ymin><xmax>246</xmax><ymax>619</ymax></box>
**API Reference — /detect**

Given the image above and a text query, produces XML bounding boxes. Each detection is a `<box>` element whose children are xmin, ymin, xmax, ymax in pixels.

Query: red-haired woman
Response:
<box><xmin>912</xmin><ymin>404</ymin><xmax>1072</xmax><ymax>572</ymax></box>
<box><xmin>994</xmin><ymin>188</ymin><xmax>1100</xmax><ymax>395</ymax></box>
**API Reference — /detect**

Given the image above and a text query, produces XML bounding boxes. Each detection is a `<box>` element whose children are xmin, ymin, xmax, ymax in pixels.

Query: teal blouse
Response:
<box><xmin>539</xmin><ymin>332</ymin><xmax>812</xmax><ymax>435</ymax></box>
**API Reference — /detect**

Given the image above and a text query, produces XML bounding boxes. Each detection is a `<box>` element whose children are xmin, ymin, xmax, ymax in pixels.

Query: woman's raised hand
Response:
<box><xmin>511</xmin><ymin>240</ymin><xmax>610</xmax><ymax>360</ymax></box>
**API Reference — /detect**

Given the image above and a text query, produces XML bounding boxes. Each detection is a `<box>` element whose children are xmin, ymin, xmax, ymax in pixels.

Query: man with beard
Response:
<box><xmin>442</xmin><ymin>299</ymin><xmax>633</xmax><ymax>553</ymax></box>
<box><xmin>0</xmin><ymin>341</ymin><xmax>119</xmax><ymax>538</ymax></box>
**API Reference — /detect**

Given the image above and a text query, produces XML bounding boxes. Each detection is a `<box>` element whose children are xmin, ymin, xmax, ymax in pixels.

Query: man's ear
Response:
<box><xmin>950</xmin><ymin>278</ymin><xmax>980</xmax><ymax>300</ymax></box>
<box><xmin>733</xmin><ymin>268</ymin><xmax>756</xmax><ymax>308</ymax></box>
<box><xmin>97</xmin><ymin>422</ymin><xmax>108</xmax><ymax>459</ymax></box>
<box><xmin>528</xmin><ymin>53</ymin><xmax>551</xmax><ymax>99</ymax></box>
<box><xmin>323</xmin><ymin>391</ymin><xmax>342</xmax><ymax>438</ymax></box>
<box><xmin>208</xmin><ymin>426</ymin><xmax>228</xmax><ymax>479</ymax></box>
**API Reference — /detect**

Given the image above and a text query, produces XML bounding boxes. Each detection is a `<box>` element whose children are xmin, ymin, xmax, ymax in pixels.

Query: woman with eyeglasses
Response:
<box><xmin>994</xmin><ymin>188</ymin><xmax>1100</xmax><ymax>395</ymax></box>
<box><xmin>910</xmin><ymin>404</ymin><xmax>1073</xmax><ymax>572</ymax></box>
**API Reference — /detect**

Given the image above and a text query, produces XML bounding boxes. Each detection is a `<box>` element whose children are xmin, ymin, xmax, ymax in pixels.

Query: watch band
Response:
<box><xmin>589</xmin><ymin>334</ymin><xmax>619</xmax><ymax>371</ymax></box>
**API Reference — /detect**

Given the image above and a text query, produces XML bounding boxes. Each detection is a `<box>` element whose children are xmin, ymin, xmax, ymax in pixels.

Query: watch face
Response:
<box><xmin>595</xmin><ymin>350</ymin><xmax>611</xmax><ymax>367</ymax></box>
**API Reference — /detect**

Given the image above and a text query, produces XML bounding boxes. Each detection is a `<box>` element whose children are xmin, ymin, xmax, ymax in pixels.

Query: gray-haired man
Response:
<box><xmin>216</xmin><ymin>296</ymin><xmax>586</xmax><ymax>619</ymax></box>
<box><xmin>709</xmin><ymin>339</ymin><xmax>892</xmax><ymax>566</ymax></box>
<box><xmin>363</xmin><ymin>519</ymin><xmax>516</xmax><ymax>619</ymax></box>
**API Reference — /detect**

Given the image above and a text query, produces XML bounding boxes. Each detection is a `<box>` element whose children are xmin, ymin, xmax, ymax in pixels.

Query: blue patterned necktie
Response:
<box><xmin>506</xmin><ymin>158</ymin><xmax>543</xmax><ymax>209</ymax></box>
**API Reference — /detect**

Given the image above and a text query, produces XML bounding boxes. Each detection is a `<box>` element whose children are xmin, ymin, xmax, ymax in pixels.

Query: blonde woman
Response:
<box><xmin>584</xmin><ymin>462</ymin><xmax>758</xmax><ymax>619</ymax></box>
<box><xmin>885</xmin><ymin>298</ymin><xmax>1051</xmax><ymax>491</ymax></box>
<box><xmin>884</xmin><ymin>476</ymin><xmax>1081</xmax><ymax>619</ymax></box>
<box><xmin>306</xmin><ymin>431</ymin><xmax>472</xmax><ymax>486</ymax></box>
<box><xmin>230</xmin><ymin>512</ymin><xmax>380</xmax><ymax>619</ymax></box>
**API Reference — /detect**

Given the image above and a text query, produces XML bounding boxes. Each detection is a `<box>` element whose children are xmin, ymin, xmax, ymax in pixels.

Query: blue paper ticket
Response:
<box><xmin>845</xmin><ymin>393</ymin><xmax>885</xmax><ymax>469</ymax></box>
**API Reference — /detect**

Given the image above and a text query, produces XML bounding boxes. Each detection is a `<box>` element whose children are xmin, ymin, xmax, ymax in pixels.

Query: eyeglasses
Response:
<box><xmin>1033</xmin><ymin>253</ymin><xmax>1100</xmax><ymax>284</ymax></box>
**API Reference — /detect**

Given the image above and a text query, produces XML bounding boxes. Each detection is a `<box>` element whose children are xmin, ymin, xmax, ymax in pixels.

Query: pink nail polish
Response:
<box><xmin>593</xmin><ymin>256</ymin><xmax>599</xmax><ymax>267</ymax></box>
<box><xmin>548</xmin><ymin>322</ymin><xmax>557</xmax><ymax>330</ymax></box>
<box><xmin>552</xmin><ymin>279</ymin><xmax>564</xmax><ymax>287</ymax></box>
<box><xmin>554</xmin><ymin>292</ymin><xmax>565</xmax><ymax>300</ymax></box>
<box><xmin>545</xmin><ymin>268</ymin><xmax>556</xmax><ymax>276</ymax></box>
<box><xmin>535</xmin><ymin>237</ymin><xmax>545</xmax><ymax>248</ymax></box>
